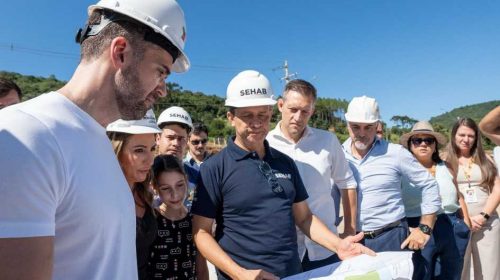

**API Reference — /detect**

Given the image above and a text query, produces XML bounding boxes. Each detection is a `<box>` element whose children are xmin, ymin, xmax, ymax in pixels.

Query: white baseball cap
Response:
<box><xmin>345</xmin><ymin>95</ymin><xmax>381</xmax><ymax>124</ymax></box>
<box><xmin>157</xmin><ymin>106</ymin><xmax>193</xmax><ymax>129</ymax></box>
<box><xmin>225</xmin><ymin>70</ymin><xmax>277</xmax><ymax>108</ymax></box>
<box><xmin>106</xmin><ymin>109</ymin><xmax>162</xmax><ymax>134</ymax></box>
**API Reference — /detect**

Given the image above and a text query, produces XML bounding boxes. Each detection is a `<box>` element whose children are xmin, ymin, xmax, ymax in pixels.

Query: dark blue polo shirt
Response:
<box><xmin>191</xmin><ymin>137</ymin><xmax>308</xmax><ymax>279</ymax></box>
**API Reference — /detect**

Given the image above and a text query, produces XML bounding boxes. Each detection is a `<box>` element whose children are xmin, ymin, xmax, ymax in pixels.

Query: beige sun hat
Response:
<box><xmin>400</xmin><ymin>121</ymin><xmax>447</xmax><ymax>148</ymax></box>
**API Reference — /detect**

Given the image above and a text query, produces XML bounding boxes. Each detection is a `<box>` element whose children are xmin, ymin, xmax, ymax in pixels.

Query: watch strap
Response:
<box><xmin>480</xmin><ymin>212</ymin><xmax>490</xmax><ymax>220</ymax></box>
<box><xmin>418</xmin><ymin>224</ymin><xmax>432</xmax><ymax>235</ymax></box>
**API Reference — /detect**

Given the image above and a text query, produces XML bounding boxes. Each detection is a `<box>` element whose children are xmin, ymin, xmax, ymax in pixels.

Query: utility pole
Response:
<box><xmin>274</xmin><ymin>60</ymin><xmax>297</xmax><ymax>84</ymax></box>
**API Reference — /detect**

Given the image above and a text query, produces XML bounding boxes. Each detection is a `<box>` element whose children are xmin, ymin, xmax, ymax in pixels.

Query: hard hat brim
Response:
<box><xmin>345</xmin><ymin>113</ymin><xmax>380</xmax><ymax>124</ymax></box>
<box><xmin>225</xmin><ymin>98</ymin><xmax>277</xmax><ymax>108</ymax></box>
<box><xmin>106</xmin><ymin>125</ymin><xmax>162</xmax><ymax>134</ymax></box>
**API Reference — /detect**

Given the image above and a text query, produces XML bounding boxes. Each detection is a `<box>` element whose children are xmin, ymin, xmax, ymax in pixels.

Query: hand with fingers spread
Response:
<box><xmin>237</xmin><ymin>269</ymin><xmax>280</xmax><ymax>280</ymax></box>
<box><xmin>337</xmin><ymin>232</ymin><xmax>376</xmax><ymax>260</ymax></box>
<box><xmin>400</xmin><ymin>227</ymin><xmax>430</xmax><ymax>250</ymax></box>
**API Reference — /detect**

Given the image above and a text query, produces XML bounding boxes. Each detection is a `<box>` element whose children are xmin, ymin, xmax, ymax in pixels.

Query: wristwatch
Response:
<box><xmin>418</xmin><ymin>224</ymin><xmax>432</xmax><ymax>235</ymax></box>
<box><xmin>480</xmin><ymin>212</ymin><xmax>490</xmax><ymax>220</ymax></box>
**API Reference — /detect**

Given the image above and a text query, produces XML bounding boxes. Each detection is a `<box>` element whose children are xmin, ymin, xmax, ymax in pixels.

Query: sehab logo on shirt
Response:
<box><xmin>274</xmin><ymin>172</ymin><xmax>291</xmax><ymax>180</ymax></box>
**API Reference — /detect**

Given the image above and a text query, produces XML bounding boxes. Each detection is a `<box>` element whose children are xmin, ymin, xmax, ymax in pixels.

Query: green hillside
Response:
<box><xmin>430</xmin><ymin>100</ymin><xmax>500</xmax><ymax>129</ymax></box>
<box><xmin>2</xmin><ymin>71</ymin><xmax>495</xmax><ymax>148</ymax></box>
<box><xmin>0</xmin><ymin>71</ymin><xmax>348</xmax><ymax>138</ymax></box>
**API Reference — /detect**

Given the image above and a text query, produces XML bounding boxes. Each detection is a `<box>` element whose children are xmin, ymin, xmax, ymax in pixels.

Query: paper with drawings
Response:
<box><xmin>284</xmin><ymin>251</ymin><xmax>413</xmax><ymax>280</ymax></box>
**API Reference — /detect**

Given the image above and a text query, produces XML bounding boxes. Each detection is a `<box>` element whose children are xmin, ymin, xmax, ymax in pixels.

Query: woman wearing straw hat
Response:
<box><xmin>401</xmin><ymin>121</ymin><xmax>471</xmax><ymax>280</ymax></box>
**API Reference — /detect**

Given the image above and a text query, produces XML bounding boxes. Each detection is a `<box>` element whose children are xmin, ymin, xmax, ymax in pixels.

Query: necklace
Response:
<box><xmin>427</xmin><ymin>164</ymin><xmax>436</xmax><ymax>177</ymax></box>
<box><xmin>461</xmin><ymin>157</ymin><xmax>474</xmax><ymax>188</ymax></box>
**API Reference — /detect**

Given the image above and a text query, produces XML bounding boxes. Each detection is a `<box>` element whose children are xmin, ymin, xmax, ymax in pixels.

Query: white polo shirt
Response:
<box><xmin>267</xmin><ymin>122</ymin><xmax>357</xmax><ymax>261</ymax></box>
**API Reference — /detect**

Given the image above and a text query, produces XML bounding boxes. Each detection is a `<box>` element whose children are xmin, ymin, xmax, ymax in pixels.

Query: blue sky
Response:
<box><xmin>1</xmin><ymin>0</ymin><xmax>499</xmax><ymax>125</ymax></box>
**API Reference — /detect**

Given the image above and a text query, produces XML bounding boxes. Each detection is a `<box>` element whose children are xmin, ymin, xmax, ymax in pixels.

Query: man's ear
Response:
<box><xmin>277</xmin><ymin>98</ymin><xmax>284</xmax><ymax>113</ymax></box>
<box><xmin>227</xmin><ymin>111</ymin><xmax>235</xmax><ymax>127</ymax></box>
<box><xmin>109</xmin><ymin>37</ymin><xmax>128</xmax><ymax>68</ymax></box>
<box><xmin>156</xmin><ymin>132</ymin><xmax>161</xmax><ymax>144</ymax></box>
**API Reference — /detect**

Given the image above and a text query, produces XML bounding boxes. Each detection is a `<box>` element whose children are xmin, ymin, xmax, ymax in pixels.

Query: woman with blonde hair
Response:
<box><xmin>446</xmin><ymin>117</ymin><xmax>500</xmax><ymax>280</ymax></box>
<box><xmin>107</xmin><ymin>109</ymin><xmax>161</xmax><ymax>280</ymax></box>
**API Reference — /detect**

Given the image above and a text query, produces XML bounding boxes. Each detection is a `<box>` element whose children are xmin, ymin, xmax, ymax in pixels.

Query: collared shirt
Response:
<box><xmin>183</xmin><ymin>151</ymin><xmax>210</xmax><ymax>171</ymax></box>
<box><xmin>191</xmin><ymin>137</ymin><xmax>308</xmax><ymax>279</ymax></box>
<box><xmin>342</xmin><ymin>138</ymin><xmax>441</xmax><ymax>231</ymax></box>
<box><xmin>267</xmin><ymin>123</ymin><xmax>357</xmax><ymax>261</ymax></box>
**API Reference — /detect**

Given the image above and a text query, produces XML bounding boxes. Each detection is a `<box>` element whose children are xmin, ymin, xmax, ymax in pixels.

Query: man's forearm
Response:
<box><xmin>341</xmin><ymin>188</ymin><xmax>357</xmax><ymax>234</ymax></box>
<box><xmin>306</xmin><ymin>215</ymin><xmax>342</xmax><ymax>253</ymax></box>
<box><xmin>419</xmin><ymin>213</ymin><xmax>436</xmax><ymax>228</ymax></box>
<box><xmin>194</xmin><ymin>230</ymin><xmax>243</xmax><ymax>279</ymax></box>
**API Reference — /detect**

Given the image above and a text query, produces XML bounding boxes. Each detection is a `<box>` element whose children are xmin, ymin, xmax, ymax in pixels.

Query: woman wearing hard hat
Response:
<box><xmin>107</xmin><ymin>110</ymin><xmax>162</xmax><ymax>280</ymax></box>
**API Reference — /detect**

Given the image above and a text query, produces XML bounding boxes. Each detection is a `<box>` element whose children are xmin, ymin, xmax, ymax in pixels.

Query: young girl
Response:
<box><xmin>149</xmin><ymin>155</ymin><xmax>208</xmax><ymax>280</ymax></box>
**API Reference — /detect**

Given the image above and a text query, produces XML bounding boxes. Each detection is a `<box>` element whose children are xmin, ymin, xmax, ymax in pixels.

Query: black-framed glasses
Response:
<box><xmin>258</xmin><ymin>161</ymin><xmax>284</xmax><ymax>194</ymax></box>
<box><xmin>190</xmin><ymin>139</ymin><xmax>208</xmax><ymax>145</ymax></box>
<box><xmin>411</xmin><ymin>137</ymin><xmax>436</xmax><ymax>146</ymax></box>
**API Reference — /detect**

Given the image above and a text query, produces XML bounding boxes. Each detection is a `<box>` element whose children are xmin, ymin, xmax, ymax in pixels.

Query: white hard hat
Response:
<box><xmin>106</xmin><ymin>109</ymin><xmax>162</xmax><ymax>134</ymax></box>
<box><xmin>157</xmin><ymin>106</ymin><xmax>193</xmax><ymax>130</ymax></box>
<box><xmin>345</xmin><ymin>95</ymin><xmax>381</xmax><ymax>123</ymax></box>
<box><xmin>225</xmin><ymin>70</ymin><xmax>277</xmax><ymax>108</ymax></box>
<box><xmin>86</xmin><ymin>0</ymin><xmax>189</xmax><ymax>73</ymax></box>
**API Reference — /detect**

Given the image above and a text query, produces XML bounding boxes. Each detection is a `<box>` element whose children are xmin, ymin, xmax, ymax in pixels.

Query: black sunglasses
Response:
<box><xmin>411</xmin><ymin>137</ymin><xmax>436</xmax><ymax>146</ymax></box>
<box><xmin>190</xmin><ymin>139</ymin><xmax>208</xmax><ymax>145</ymax></box>
<box><xmin>258</xmin><ymin>161</ymin><xmax>284</xmax><ymax>194</ymax></box>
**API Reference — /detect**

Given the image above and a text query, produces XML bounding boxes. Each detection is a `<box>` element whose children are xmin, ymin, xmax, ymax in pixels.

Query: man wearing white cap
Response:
<box><xmin>192</xmin><ymin>70</ymin><xmax>374</xmax><ymax>280</ymax></box>
<box><xmin>342</xmin><ymin>96</ymin><xmax>440</xmax><ymax>253</ymax></box>
<box><xmin>266</xmin><ymin>79</ymin><xmax>358</xmax><ymax>271</ymax></box>
<box><xmin>0</xmin><ymin>0</ymin><xmax>190</xmax><ymax>278</ymax></box>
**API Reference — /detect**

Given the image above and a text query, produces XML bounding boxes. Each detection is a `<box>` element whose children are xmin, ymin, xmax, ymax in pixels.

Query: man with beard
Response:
<box><xmin>266</xmin><ymin>79</ymin><xmax>358</xmax><ymax>271</ymax></box>
<box><xmin>192</xmin><ymin>70</ymin><xmax>374</xmax><ymax>280</ymax></box>
<box><xmin>342</xmin><ymin>96</ymin><xmax>440</xmax><ymax>253</ymax></box>
<box><xmin>0</xmin><ymin>0</ymin><xmax>190</xmax><ymax>279</ymax></box>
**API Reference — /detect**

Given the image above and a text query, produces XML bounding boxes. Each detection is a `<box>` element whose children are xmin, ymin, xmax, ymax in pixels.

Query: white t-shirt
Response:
<box><xmin>267</xmin><ymin>123</ymin><xmax>357</xmax><ymax>261</ymax></box>
<box><xmin>0</xmin><ymin>92</ymin><xmax>137</xmax><ymax>279</ymax></box>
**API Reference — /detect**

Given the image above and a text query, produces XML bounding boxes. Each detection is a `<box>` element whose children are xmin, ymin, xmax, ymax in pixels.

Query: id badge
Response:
<box><xmin>464</xmin><ymin>188</ymin><xmax>478</xmax><ymax>203</ymax></box>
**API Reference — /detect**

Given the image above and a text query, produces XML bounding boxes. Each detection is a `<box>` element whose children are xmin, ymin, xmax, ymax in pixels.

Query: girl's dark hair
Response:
<box><xmin>151</xmin><ymin>155</ymin><xmax>186</xmax><ymax>187</ymax></box>
<box><xmin>407</xmin><ymin>136</ymin><xmax>443</xmax><ymax>164</ymax></box>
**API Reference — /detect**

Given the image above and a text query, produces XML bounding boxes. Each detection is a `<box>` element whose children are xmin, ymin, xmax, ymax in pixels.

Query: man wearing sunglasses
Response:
<box><xmin>192</xmin><ymin>70</ymin><xmax>374</xmax><ymax>280</ymax></box>
<box><xmin>342</xmin><ymin>96</ymin><xmax>440</xmax><ymax>254</ymax></box>
<box><xmin>184</xmin><ymin>123</ymin><xmax>211</xmax><ymax>170</ymax></box>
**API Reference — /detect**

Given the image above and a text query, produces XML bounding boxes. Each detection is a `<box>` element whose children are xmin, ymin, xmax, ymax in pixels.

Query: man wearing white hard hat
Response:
<box><xmin>192</xmin><ymin>70</ymin><xmax>374</xmax><ymax>280</ymax></box>
<box><xmin>266</xmin><ymin>79</ymin><xmax>358</xmax><ymax>271</ymax></box>
<box><xmin>156</xmin><ymin>106</ymin><xmax>198</xmax><ymax>208</ymax></box>
<box><xmin>342</xmin><ymin>96</ymin><xmax>440</xmax><ymax>253</ymax></box>
<box><xmin>0</xmin><ymin>0</ymin><xmax>190</xmax><ymax>279</ymax></box>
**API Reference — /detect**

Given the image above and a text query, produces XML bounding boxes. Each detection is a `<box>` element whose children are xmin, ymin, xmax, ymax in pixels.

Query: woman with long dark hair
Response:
<box><xmin>401</xmin><ymin>121</ymin><xmax>470</xmax><ymax>279</ymax></box>
<box><xmin>446</xmin><ymin>117</ymin><xmax>500</xmax><ymax>280</ymax></box>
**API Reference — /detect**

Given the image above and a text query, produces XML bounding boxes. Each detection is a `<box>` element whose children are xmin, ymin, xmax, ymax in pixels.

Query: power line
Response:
<box><xmin>0</xmin><ymin>42</ymin><xmax>273</xmax><ymax>73</ymax></box>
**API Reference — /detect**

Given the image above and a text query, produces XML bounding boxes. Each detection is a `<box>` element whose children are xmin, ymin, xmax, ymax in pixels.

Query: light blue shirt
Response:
<box><xmin>343</xmin><ymin>138</ymin><xmax>441</xmax><ymax>231</ymax></box>
<box><xmin>402</xmin><ymin>162</ymin><xmax>460</xmax><ymax>217</ymax></box>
